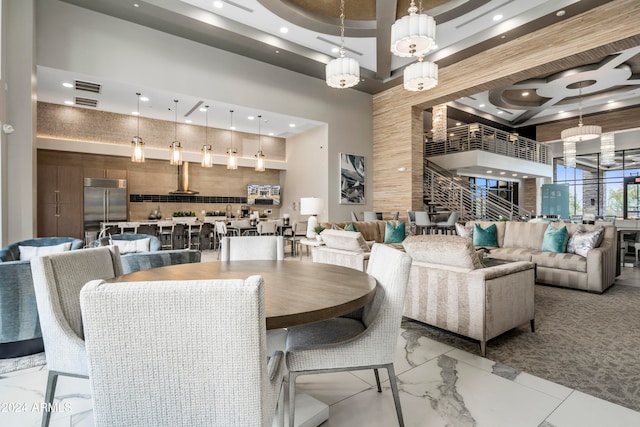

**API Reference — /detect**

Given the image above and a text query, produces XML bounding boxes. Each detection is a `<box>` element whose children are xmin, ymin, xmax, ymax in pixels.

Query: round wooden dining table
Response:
<box><xmin>110</xmin><ymin>260</ymin><xmax>377</xmax><ymax>330</ymax></box>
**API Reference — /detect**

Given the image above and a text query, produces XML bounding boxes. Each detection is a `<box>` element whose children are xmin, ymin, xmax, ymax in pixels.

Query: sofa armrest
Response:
<box><xmin>312</xmin><ymin>246</ymin><xmax>369</xmax><ymax>271</ymax></box>
<box><xmin>474</xmin><ymin>261</ymin><xmax>534</xmax><ymax>280</ymax></box>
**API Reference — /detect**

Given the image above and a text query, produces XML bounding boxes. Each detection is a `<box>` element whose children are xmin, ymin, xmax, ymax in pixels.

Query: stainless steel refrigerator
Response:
<box><xmin>83</xmin><ymin>178</ymin><xmax>128</xmax><ymax>233</ymax></box>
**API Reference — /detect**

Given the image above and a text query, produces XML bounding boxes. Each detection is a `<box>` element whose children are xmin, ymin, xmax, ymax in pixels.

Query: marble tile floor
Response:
<box><xmin>2</xmin><ymin>326</ymin><xmax>639</xmax><ymax>427</ymax></box>
<box><xmin>3</xmin><ymin>252</ymin><xmax>639</xmax><ymax>426</ymax></box>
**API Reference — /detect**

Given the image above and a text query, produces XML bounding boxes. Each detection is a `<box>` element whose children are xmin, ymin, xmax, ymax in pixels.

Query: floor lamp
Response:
<box><xmin>300</xmin><ymin>197</ymin><xmax>324</xmax><ymax>238</ymax></box>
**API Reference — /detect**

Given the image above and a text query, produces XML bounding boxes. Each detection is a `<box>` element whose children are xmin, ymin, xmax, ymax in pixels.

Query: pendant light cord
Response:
<box><xmin>205</xmin><ymin>105</ymin><xmax>209</xmax><ymax>145</ymax></box>
<box><xmin>136</xmin><ymin>92</ymin><xmax>141</xmax><ymax>136</ymax></box>
<box><xmin>229</xmin><ymin>110</ymin><xmax>234</xmax><ymax>149</ymax></box>
<box><xmin>258</xmin><ymin>115</ymin><xmax>262</xmax><ymax>150</ymax></box>
<box><xmin>173</xmin><ymin>100</ymin><xmax>178</xmax><ymax>141</ymax></box>
<box><xmin>339</xmin><ymin>0</ymin><xmax>345</xmax><ymax>58</ymax></box>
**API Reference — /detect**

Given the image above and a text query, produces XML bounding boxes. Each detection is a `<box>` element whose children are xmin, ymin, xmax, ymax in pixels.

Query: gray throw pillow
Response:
<box><xmin>455</xmin><ymin>222</ymin><xmax>473</xmax><ymax>238</ymax></box>
<box><xmin>567</xmin><ymin>228</ymin><xmax>604</xmax><ymax>257</ymax></box>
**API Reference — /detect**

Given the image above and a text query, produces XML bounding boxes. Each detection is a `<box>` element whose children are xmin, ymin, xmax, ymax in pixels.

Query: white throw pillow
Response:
<box><xmin>111</xmin><ymin>238</ymin><xmax>150</xmax><ymax>254</ymax></box>
<box><xmin>19</xmin><ymin>242</ymin><xmax>72</xmax><ymax>261</ymax></box>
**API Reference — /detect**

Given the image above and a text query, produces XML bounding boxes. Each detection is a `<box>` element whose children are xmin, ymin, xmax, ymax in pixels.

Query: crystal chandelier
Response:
<box><xmin>404</xmin><ymin>56</ymin><xmax>438</xmax><ymax>91</ymax></box>
<box><xmin>255</xmin><ymin>115</ymin><xmax>265</xmax><ymax>172</ymax></box>
<box><xmin>131</xmin><ymin>92</ymin><xmax>145</xmax><ymax>163</ymax></box>
<box><xmin>325</xmin><ymin>0</ymin><xmax>360</xmax><ymax>89</ymax></box>
<box><xmin>600</xmin><ymin>133</ymin><xmax>615</xmax><ymax>166</ymax></box>
<box><xmin>431</xmin><ymin>104</ymin><xmax>447</xmax><ymax>142</ymax></box>
<box><xmin>201</xmin><ymin>105</ymin><xmax>213</xmax><ymax>168</ymax></box>
<box><xmin>169</xmin><ymin>100</ymin><xmax>182</xmax><ymax>166</ymax></box>
<box><xmin>391</xmin><ymin>0</ymin><xmax>436</xmax><ymax>58</ymax></box>
<box><xmin>226</xmin><ymin>109</ymin><xmax>238</xmax><ymax>170</ymax></box>
<box><xmin>561</xmin><ymin>86</ymin><xmax>601</xmax><ymax>168</ymax></box>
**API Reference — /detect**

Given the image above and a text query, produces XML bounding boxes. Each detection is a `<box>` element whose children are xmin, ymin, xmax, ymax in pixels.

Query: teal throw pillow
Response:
<box><xmin>541</xmin><ymin>225</ymin><xmax>569</xmax><ymax>253</ymax></box>
<box><xmin>473</xmin><ymin>223</ymin><xmax>498</xmax><ymax>247</ymax></box>
<box><xmin>344</xmin><ymin>223</ymin><xmax>358</xmax><ymax>232</ymax></box>
<box><xmin>384</xmin><ymin>221</ymin><xmax>405</xmax><ymax>243</ymax></box>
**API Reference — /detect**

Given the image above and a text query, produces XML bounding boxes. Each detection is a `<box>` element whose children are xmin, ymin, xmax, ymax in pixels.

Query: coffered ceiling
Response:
<box><xmin>43</xmin><ymin>0</ymin><xmax>638</xmax><ymax>135</ymax></box>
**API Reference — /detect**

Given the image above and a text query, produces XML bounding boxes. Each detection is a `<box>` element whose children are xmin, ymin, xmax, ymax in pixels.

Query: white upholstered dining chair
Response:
<box><xmin>220</xmin><ymin>235</ymin><xmax>284</xmax><ymax>261</ymax></box>
<box><xmin>80</xmin><ymin>276</ymin><xmax>285</xmax><ymax>427</ymax></box>
<box><xmin>30</xmin><ymin>246</ymin><xmax>122</xmax><ymax>427</ymax></box>
<box><xmin>284</xmin><ymin>243</ymin><xmax>412</xmax><ymax>427</ymax></box>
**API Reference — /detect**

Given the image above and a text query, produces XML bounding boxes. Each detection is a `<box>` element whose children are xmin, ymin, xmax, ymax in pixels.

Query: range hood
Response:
<box><xmin>170</xmin><ymin>161</ymin><xmax>199</xmax><ymax>195</ymax></box>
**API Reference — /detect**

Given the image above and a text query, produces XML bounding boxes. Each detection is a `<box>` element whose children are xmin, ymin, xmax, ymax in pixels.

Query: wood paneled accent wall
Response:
<box><xmin>372</xmin><ymin>0</ymin><xmax>640</xmax><ymax>215</ymax></box>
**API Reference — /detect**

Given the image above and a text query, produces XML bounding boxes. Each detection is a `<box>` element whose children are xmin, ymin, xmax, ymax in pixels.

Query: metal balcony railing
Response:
<box><xmin>425</xmin><ymin>123</ymin><xmax>551</xmax><ymax>165</ymax></box>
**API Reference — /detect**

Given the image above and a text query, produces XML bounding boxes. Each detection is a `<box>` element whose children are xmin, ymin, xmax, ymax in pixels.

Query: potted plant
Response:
<box><xmin>259</xmin><ymin>213</ymin><xmax>268</xmax><ymax>221</ymax></box>
<box><xmin>172</xmin><ymin>211</ymin><xmax>197</xmax><ymax>224</ymax></box>
<box><xmin>314</xmin><ymin>225</ymin><xmax>325</xmax><ymax>242</ymax></box>
<box><xmin>205</xmin><ymin>211</ymin><xmax>227</xmax><ymax>223</ymax></box>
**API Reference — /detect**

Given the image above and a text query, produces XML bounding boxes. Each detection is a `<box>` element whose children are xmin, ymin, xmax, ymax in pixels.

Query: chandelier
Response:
<box><xmin>325</xmin><ymin>0</ymin><xmax>360</xmax><ymax>89</ymax></box>
<box><xmin>255</xmin><ymin>115</ymin><xmax>265</xmax><ymax>172</ymax></box>
<box><xmin>226</xmin><ymin>109</ymin><xmax>238</xmax><ymax>170</ymax></box>
<box><xmin>431</xmin><ymin>104</ymin><xmax>447</xmax><ymax>142</ymax></box>
<box><xmin>404</xmin><ymin>56</ymin><xmax>438</xmax><ymax>91</ymax></box>
<box><xmin>169</xmin><ymin>100</ymin><xmax>182</xmax><ymax>166</ymax></box>
<box><xmin>391</xmin><ymin>0</ymin><xmax>436</xmax><ymax>58</ymax></box>
<box><xmin>600</xmin><ymin>133</ymin><xmax>615</xmax><ymax>166</ymax></box>
<box><xmin>131</xmin><ymin>92</ymin><xmax>145</xmax><ymax>163</ymax></box>
<box><xmin>201</xmin><ymin>105</ymin><xmax>213</xmax><ymax>168</ymax></box>
<box><xmin>561</xmin><ymin>86</ymin><xmax>601</xmax><ymax>168</ymax></box>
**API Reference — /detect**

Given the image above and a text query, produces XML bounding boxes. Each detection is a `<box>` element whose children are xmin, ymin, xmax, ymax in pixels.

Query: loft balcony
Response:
<box><xmin>425</xmin><ymin>123</ymin><xmax>553</xmax><ymax>179</ymax></box>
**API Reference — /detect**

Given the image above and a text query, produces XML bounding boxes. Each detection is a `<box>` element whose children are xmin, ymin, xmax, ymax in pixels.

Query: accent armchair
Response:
<box><xmin>0</xmin><ymin>237</ymin><xmax>84</xmax><ymax>359</ymax></box>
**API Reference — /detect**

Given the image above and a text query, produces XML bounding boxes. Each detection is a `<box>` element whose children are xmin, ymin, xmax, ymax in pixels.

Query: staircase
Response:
<box><xmin>423</xmin><ymin>160</ymin><xmax>531</xmax><ymax>222</ymax></box>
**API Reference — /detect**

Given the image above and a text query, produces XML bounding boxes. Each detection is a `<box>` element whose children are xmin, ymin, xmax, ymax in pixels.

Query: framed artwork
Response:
<box><xmin>340</xmin><ymin>153</ymin><xmax>365</xmax><ymax>204</ymax></box>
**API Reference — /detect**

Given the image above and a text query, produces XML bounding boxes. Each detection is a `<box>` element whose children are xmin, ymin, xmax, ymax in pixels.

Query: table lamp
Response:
<box><xmin>300</xmin><ymin>197</ymin><xmax>324</xmax><ymax>238</ymax></box>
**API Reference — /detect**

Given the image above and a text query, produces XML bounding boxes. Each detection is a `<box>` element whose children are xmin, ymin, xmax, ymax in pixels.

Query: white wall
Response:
<box><xmin>283</xmin><ymin>125</ymin><xmax>329</xmax><ymax>223</ymax></box>
<box><xmin>35</xmin><ymin>0</ymin><xmax>373</xmax><ymax>224</ymax></box>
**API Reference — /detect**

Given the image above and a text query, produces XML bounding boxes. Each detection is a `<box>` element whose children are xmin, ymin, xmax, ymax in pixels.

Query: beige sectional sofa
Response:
<box><xmin>467</xmin><ymin>221</ymin><xmax>617</xmax><ymax>293</ymax></box>
<box><xmin>402</xmin><ymin>235</ymin><xmax>536</xmax><ymax>356</ymax></box>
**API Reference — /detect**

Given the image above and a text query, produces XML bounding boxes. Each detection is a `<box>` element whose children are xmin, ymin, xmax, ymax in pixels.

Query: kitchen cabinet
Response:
<box><xmin>84</xmin><ymin>168</ymin><xmax>127</xmax><ymax>180</ymax></box>
<box><xmin>37</xmin><ymin>164</ymin><xmax>83</xmax><ymax>239</ymax></box>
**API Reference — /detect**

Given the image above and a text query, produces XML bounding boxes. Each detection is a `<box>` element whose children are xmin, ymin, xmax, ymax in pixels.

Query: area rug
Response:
<box><xmin>402</xmin><ymin>283</ymin><xmax>640</xmax><ymax>412</ymax></box>
<box><xmin>0</xmin><ymin>352</ymin><xmax>46</xmax><ymax>375</ymax></box>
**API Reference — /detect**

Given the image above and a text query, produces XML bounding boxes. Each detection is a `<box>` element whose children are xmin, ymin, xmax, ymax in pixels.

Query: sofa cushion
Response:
<box><xmin>532</xmin><ymin>251</ymin><xmax>587</xmax><ymax>273</ymax></box>
<box><xmin>111</xmin><ymin>237</ymin><xmax>150</xmax><ymax>254</ymax></box>
<box><xmin>503</xmin><ymin>222</ymin><xmax>548</xmax><ymax>249</ymax></box>
<box><xmin>473</xmin><ymin>223</ymin><xmax>498</xmax><ymax>247</ymax></box>
<box><xmin>567</xmin><ymin>228</ymin><xmax>604</xmax><ymax>257</ymax></box>
<box><xmin>320</xmin><ymin>229</ymin><xmax>370</xmax><ymax>252</ymax></box>
<box><xmin>18</xmin><ymin>242</ymin><xmax>72</xmax><ymax>261</ymax></box>
<box><xmin>487</xmin><ymin>247</ymin><xmax>537</xmax><ymax>262</ymax></box>
<box><xmin>384</xmin><ymin>221</ymin><xmax>405</xmax><ymax>243</ymax></box>
<box><xmin>541</xmin><ymin>225</ymin><xmax>569</xmax><ymax>253</ymax></box>
<box><xmin>455</xmin><ymin>222</ymin><xmax>473</xmax><ymax>238</ymax></box>
<box><xmin>403</xmin><ymin>235</ymin><xmax>482</xmax><ymax>271</ymax></box>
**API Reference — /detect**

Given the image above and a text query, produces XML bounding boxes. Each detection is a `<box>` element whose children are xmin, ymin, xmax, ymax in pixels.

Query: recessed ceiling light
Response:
<box><xmin>522</xmin><ymin>91</ymin><xmax>529</xmax><ymax>96</ymax></box>
<box><xmin>499</xmin><ymin>171</ymin><xmax>506</xmax><ymax>175</ymax></box>
<box><xmin>331</xmin><ymin>47</ymin><xmax>340</xmax><ymax>53</ymax></box>
<box><xmin>523</xmin><ymin>175</ymin><xmax>529</xmax><ymax>178</ymax></box>
<box><xmin>213</xmin><ymin>1</ymin><xmax>223</xmax><ymax>8</ymax></box>
<box><xmin>497</xmin><ymin>111</ymin><xmax>504</xmax><ymax>114</ymax></box>
<box><xmin>512</xmin><ymin>173</ymin><xmax>518</xmax><ymax>176</ymax></box>
<box><xmin>279</xmin><ymin>27</ymin><xmax>289</xmax><ymax>34</ymax></box>
<box><xmin>479</xmin><ymin>103</ymin><xmax>486</xmax><ymax>108</ymax></box>
<box><xmin>607</xmin><ymin>100</ymin><xmax>614</xmax><ymax>103</ymax></box>
<box><xmin>132</xmin><ymin>111</ymin><xmax>139</xmax><ymax>116</ymax></box>
<box><xmin>268</xmin><ymin>132</ymin><xmax>274</xmax><ymax>136</ymax></box>
<box><xmin>275</xmin><ymin>50</ymin><xmax>280</xmax><ymax>54</ymax></box>
<box><xmin>289</xmin><ymin>123</ymin><xmax>295</xmax><ymax>128</ymax></box>
<box><xmin>248</xmin><ymin>116</ymin><xmax>255</xmax><ymax>120</ymax></box>
<box><xmin>185</xmin><ymin>119</ymin><xmax>192</xmax><ymax>124</ymax></box>
<box><xmin>486</xmin><ymin>170</ymin><xmax>493</xmax><ymax>173</ymax></box>
<box><xmin>558</xmin><ymin>110</ymin><xmax>565</xmax><ymax>113</ymax></box>
<box><xmin>64</xmin><ymin>100</ymin><xmax>74</xmax><ymax>105</ymax></box>
<box><xmin>456</xmin><ymin>122</ymin><xmax>462</xmax><ymax>126</ymax></box>
<box><xmin>133</xmin><ymin>3</ymin><xmax>139</xmax><ymax>7</ymax></box>
<box><xmin>140</xmin><ymin>96</ymin><xmax>149</xmax><ymax>102</ymax></box>
<box><xmin>230</xmin><ymin>126</ymin><xmax>236</xmax><ymax>130</ymax></box>
<box><xmin>62</xmin><ymin>82</ymin><xmax>73</xmax><ymax>88</ymax></box>
<box><xmin>199</xmin><ymin>107</ymin><xmax>207</xmax><ymax>112</ymax></box>
<box><xmin>493</xmin><ymin>14</ymin><xmax>503</xmax><ymax>21</ymax></box>
<box><xmin>556</xmin><ymin>10</ymin><xmax>566</xmax><ymax>17</ymax></box>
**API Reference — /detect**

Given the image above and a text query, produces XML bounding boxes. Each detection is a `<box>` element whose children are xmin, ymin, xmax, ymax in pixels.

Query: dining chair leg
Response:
<box><xmin>385</xmin><ymin>364</ymin><xmax>405</xmax><ymax>427</ymax></box>
<box><xmin>42</xmin><ymin>371</ymin><xmax>59</xmax><ymax>427</ymax></box>
<box><xmin>374</xmin><ymin>368</ymin><xmax>382</xmax><ymax>392</ymax></box>
<box><xmin>287</xmin><ymin>372</ymin><xmax>299</xmax><ymax>427</ymax></box>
